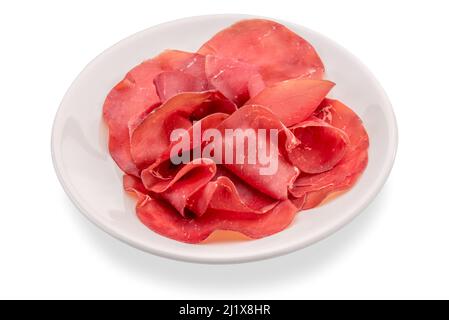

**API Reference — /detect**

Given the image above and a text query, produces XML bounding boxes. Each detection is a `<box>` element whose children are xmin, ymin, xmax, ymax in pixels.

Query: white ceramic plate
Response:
<box><xmin>52</xmin><ymin>14</ymin><xmax>397</xmax><ymax>264</ymax></box>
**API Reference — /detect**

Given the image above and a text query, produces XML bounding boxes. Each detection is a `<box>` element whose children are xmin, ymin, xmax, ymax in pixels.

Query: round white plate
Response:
<box><xmin>52</xmin><ymin>14</ymin><xmax>398</xmax><ymax>264</ymax></box>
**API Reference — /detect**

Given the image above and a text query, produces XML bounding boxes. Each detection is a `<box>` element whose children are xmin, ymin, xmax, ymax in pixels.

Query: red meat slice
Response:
<box><xmin>124</xmin><ymin>174</ymin><xmax>298</xmax><ymax>243</ymax></box>
<box><xmin>188</xmin><ymin>167</ymin><xmax>279</xmax><ymax>216</ymax></box>
<box><xmin>156</xmin><ymin>50</ymin><xmax>207</xmax><ymax>81</ymax></box>
<box><xmin>246</xmin><ymin>79</ymin><xmax>335</xmax><ymax>127</ymax></box>
<box><xmin>103</xmin><ymin>60</ymin><xmax>162</xmax><ymax>176</ymax></box>
<box><xmin>289</xmin><ymin>99</ymin><xmax>369</xmax><ymax>208</ymax></box>
<box><xmin>144</xmin><ymin>159</ymin><xmax>217</xmax><ymax>217</ymax></box>
<box><xmin>140</xmin><ymin>112</ymin><xmax>230</xmax><ymax>189</ymax></box>
<box><xmin>216</xmin><ymin>105</ymin><xmax>300</xmax><ymax>200</ymax></box>
<box><xmin>123</xmin><ymin>174</ymin><xmax>148</xmax><ymax>202</ymax></box>
<box><xmin>287</xmin><ymin>118</ymin><xmax>349</xmax><ymax>174</ymax></box>
<box><xmin>247</xmin><ymin>73</ymin><xmax>266</xmax><ymax>98</ymax></box>
<box><xmin>315</xmin><ymin>99</ymin><xmax>369</xmax><ymax>152</ymax></box>
<box><xmin>103</xmin><ymin>50</ymin><xmax>208</xmax><ymax>176</ymax></box>
<box><xmin>299</xmin><ymin>152</ymin><xmax>367</xmax><ymax>210</ymax></box>
<box><xmin>130</xmin><ymin>91</ymin><xmax>237</xmax><ymax>170</ymax></box>
<box><xmin>140</xmin><ymin>112</ymin><xmax>280</xmax><ymax>217</ymax></box>
<box><xmin>198</xmin><ymin>19</ymin><xmax>325</xmax><ymax>85</ymax></box>
<box><xmin>142</xmin><ymin>159</ymin><xmax>279</xmax><ymax>218</ymax></box>
<box><xmin>205</xmin><ymin>55</ymin><xmax>262</xmax><ymax>106</ymax></box>
<box><xmin>289</xmin><ymin>194</ymin><xmax>307</xmax><ymax>210</ymax></box>
<box><xmin>154</xmin><ymin>71</ymin><xmax>208</xmax><ymax>102</ymax></box>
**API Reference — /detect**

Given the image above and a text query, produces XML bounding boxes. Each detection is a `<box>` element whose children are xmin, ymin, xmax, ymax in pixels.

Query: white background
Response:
<box><xmin>1</xmin><ymin>0</ymin><xmax>448</xmax><ymax>300</ymax></box>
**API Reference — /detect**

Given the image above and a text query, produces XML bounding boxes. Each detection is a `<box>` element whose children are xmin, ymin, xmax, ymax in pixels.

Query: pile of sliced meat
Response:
<box><xmin>103</xmin><ymin>19</ymin><xmax>369</xmax><ymax>243</ymax></box>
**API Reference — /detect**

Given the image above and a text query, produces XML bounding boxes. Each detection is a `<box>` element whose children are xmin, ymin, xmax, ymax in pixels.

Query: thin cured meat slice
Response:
<box><xmin>216</xmin><ymin>105</ymin><xmax>300</xmax><ymax>200</ymax></box>
<box><xmin>205</xmin><ymin>55</ymin><xmax>263</xmax><ymax>106</ymax></box>
<box><xmin>143</xmin><ymin>159</ymin><xmax>217</xmax><ymax>217</ymax></box>
<box><xmin>287</xmin><ymin>118</ymin><xmax>349</xmax><ymax>174</ymax></box>
<box><xmin>139</xmin><ymin>112</ymin><xmax>280</xmax><ymax>217</ymax></box>
<box><xmin>156</xmin><ymin>50</ymin><xmax>207</xmax><ymax>82</ymax></box>
<box><xmin>219</xmin><ymin>168</ymin><xmax>278</xmax><ymax>213</ymax></box>
<box><xmin>154</xmin><ymin>71</ymin><xmax>208</xmax><ymax>102</ymax></box>
<box><xmin>139</xmin><ymin>111</ymin><xmax>280</xmax><ymax>217</ymax></box>
<box><xmin>300</xmin><ymin>152</ymin><xmax>367</xmax><ymax>210</ymax></box>
<box><xmin>188</xmin><ymin>167</ymin><xmax>279</xmax><ymax>216</ymax></box>
<box><xmin>104</xmin><ymin>50</ymin><xmax>208</xmax><ymax>176</ymax></box>
<box><xmin>289</xmin><ymin>194</ymin><xmax>307</xmax><ymax>210</ymax></box>
<box><xmin>130</xmin><ymin>91</ymin><xmax>237</xmax><ymax>170</ymax></box>
<box><xmin>315</xmin><ymin>99</ymin><xmax>369</xmax><ymax>152</ymax></box>
<box><xmin>124</xmin><ymin>174</ymin><xmax>298</xmax><ymax>243</ymax></box>
<box><xmin>198</xmin><ymin>19</ymin><xmax>325</xmax><ymax>85</ymax></box>
<box><xmin>123</xmin><ymin>174</ymin><xmax>148</xmax><ymax>202</ymax></box>
<box><xmin>103</xmin><ymin>60</ymin><xmax>162</xmax><ymax>176</ymax></box>
<box><xmin>246</xmin><ymin>79</ymin><xmax>335</xmax><ymax>127</ymax></box>
<box><xmin>290</xmin><ymin>99</ymin><xmax>369</xmax><ymax>208</ymax></box>
<box><xmin>217</xmin><ymin>104</ymin><xmax>299</xmax><ymax>156</ymax></box>
<box><xmin>247</xmin><ymin>73</ymin><xmax>266</xmax><ymax>98</ymax></box>
<box><xmin>142</xmin><ymin>160</ymin><xmax>279</xmax><ymax>218</ymax></box>
<box><xmin>146</xmin><ymin>198</ymin><xmax>297</xmax><ymax>243</ymax></box>
<box><xmin>140</xmin><ymin>112</ymin><xmax>230</xmax><ymax>189</ymax></box>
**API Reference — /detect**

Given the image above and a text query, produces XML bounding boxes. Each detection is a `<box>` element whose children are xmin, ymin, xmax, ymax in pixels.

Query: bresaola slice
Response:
<box><xmin>289</xmin><ymin>99</ymin><xmax>369</xmax><ymax>207</ymax></box>
<box><xmin>124</xmin><ymin>174</ymin><xmax>298</xmax><ymax>243</ymax></box>
<box><xmin>138</xmin><ymin>110</ymin><xmax>282</xmax><ymax>217</ymax></box>
<box><xmin>156</xmin><ymin>50</ymin><xmax>207</xmax><ymax>81</ymax></box>
<box><xmin>130</xmin><ymin>91</ymin><xmax>237</xmax><ymax>170</ymax></box>
<box><xmin>205</xmin><ymin>55</ymin><xmax>263</xmax><ymax>106</ymax></box>
<box><xmin>123</xmin><ymin>174</ymin><xmax>149</xmax><ymax>201</ymax></box>
<box><xmin>287</xmin><ymin>118</ymin><xmax>349</xmax><ymax>174</ymax></box>
<box><xmin>247</xmin><ymin>79</ymin><xmax>335</xmax><ymax>127</ymax></box>
<box><xmin>154</xmin><ymin>71</ymin><xmax>208</xmax><ymax>102</ymax></box>
<box><xmin>103</xmin><ymin>60</ymin><xmax>162</xmax><ymax>176</ymax></box>
<box><xmin>298</xmin><ymin>151</ymin><xmax>368</xmax><ymax>210</ymax></box>
<box><xmin>315</xmin><ymin>99</ymin><xmax>369</xmax><ymax>152</ymax></box>
<box><xmin>216</xmin><ymin>105</ymin><xmax>300</xmax><ymax>200</ymax></box>
<box><xmin>144</xmin><ymin>159</ymin><xmax>217</xmax><ymax>217</ymax></box>
<box><xmin>142</xmin><ymin>159</ymin><xmax>280</xmax><ymax>218</ymax></box>
<box><xmin>198</xmin><ymin>19</ymin><xmax>325</xmax><ymax>85</ymax></box>
<box><xmin>247</xmin><ymin>73</ymin><xmax>266</xmax><ymax>98</ymax></box>
<box><xmin>188</xmin><ymin>167</ymin><xmax>280</xmax><ymax>216</ymax></box>
<box><xmin>140</xmin><ymin>112</ymin><xmax>230</xmax><ymax>187</ymax></box>
<box><xmin>104</xmin><ymin>49</ymin><xmax>208</xmax><ymax>176</ymax></box>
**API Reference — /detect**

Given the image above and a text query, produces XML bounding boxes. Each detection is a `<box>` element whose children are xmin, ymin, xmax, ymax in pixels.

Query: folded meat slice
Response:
<box><xmin>130</xmin><ymin>91</ymin><xmax>237</xmax><ymax>170</ymax></box>
<box><xmin>140</xmin><ymin>112</ymin><xmax>279</xmax><ymax>217</ymax></box>
<box><xmin>143</xmin><ymin>159</ymin><xmax>217</xmax><ymax>217</ymax></box>
<box><xmin>188</xmin><ymin>167</ymin><xmax>279</xmax><ymax>216</ymax></box>
<box><xmin>216</xmin><ymin>105</ymin><xmax>300</xmax><ymax>200</ymax></box>
<box><xmin>287</xmin><ymin>118</ymin><xmax>349</xmax><ymax>174</ymax></box>
<box><xmin>154</xmin><ymin>71</ymin><xmax>208</xmax><ymax>102</ymax></box>
<box><xmin>124</xmin><ymin>175</ymin><xmax>298</xmax><ymax>243</ymax></box>
<box><xmin>103</xmin><ymin>50</ymin><xmax>208</xmax><ymax>176</ymax></box>
<box><xmin>289</xmin><ymin>194</ymin><xmax>307</xmax><ymax>210</ymax></box>
<box><xmin>140</xmin><ymin>112</ymin><xmax>229</xmax><ymax>188</ymax></box>
<box><xmin>156</xmin><ymin>49</ymin><xmax>207</xmax><ymax>81</ymax></box>
<box><xmin>205</xmin><ymin>55</ymin><xmax>263</xmax><ymax>106</ymax></box>
<box><xmin>247</xmin><ymin>73</ymin><xmax>266</xmax><ymax>98</ymax></box>
<box><xmin>298</xmin><ymin>151</ymin><xmax>368</xmax><ymax>210</ymax></box>
<box><xmin>103</xmin><ymin>60</ymin><xmax>162</xmax><ymax>176</ymax></box>
<box><xmin>246</xmin><ymin>79</ymin><xmax>335</xmax><ymax>127</ymax></box>
<box><xmin>315</xmin><ymin>99</ymin><xmax>369</xmax><ymax>152</ymax></box>
<box><xmin>142</xmin><ymin>160</ymin><xmax>279</xmax><ymax>218</ymax></box>
<box><xmin>198</xmin><ymin>19</ymin><xmax>325</xmax><ymax>85</ymax></box>
<box><xmin>290</xmin><ymin>99</ymin><xmax>369</xmax><ymax>208</ymax></box>
<box><xmin>153</xmin><ymin>50</ymin><xmax>208</xmax><ymax>102</ymax></box>
<box><xmin>123</xmin><ymin>174</ymin><xmax>149</xmax><ymax>202</ymax></box>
